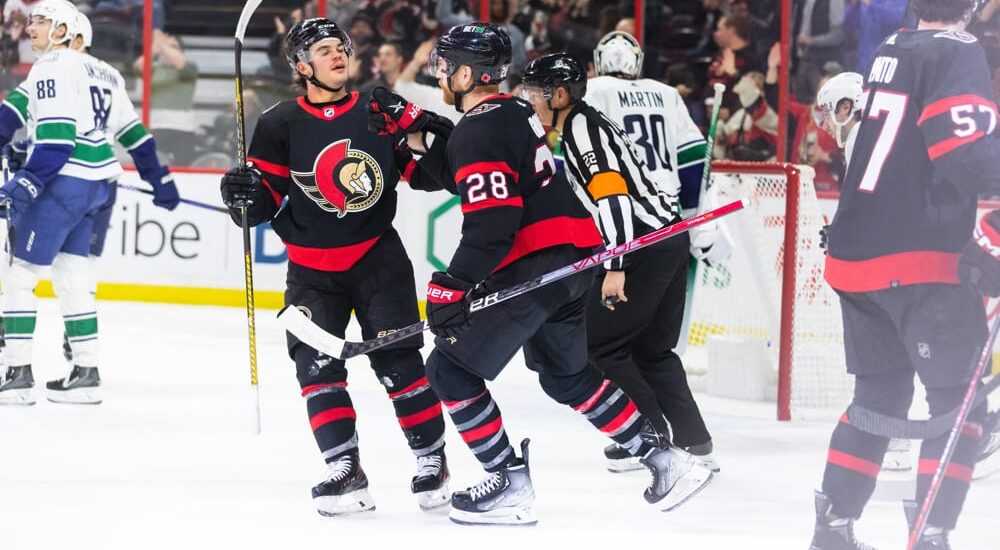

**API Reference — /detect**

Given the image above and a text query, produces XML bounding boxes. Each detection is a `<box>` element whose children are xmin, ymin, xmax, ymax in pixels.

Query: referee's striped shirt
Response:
<box><xmin>560</xmin><ymin>101</ymin><xmax>681</xmax><ymax>270</ymax></box>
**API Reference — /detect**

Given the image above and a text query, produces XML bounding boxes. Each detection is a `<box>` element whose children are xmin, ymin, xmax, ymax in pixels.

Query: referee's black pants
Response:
<box><xmin>586</xmin><ymin>232</ymin><xmax>711</xmax><ymax>448</ymax></box>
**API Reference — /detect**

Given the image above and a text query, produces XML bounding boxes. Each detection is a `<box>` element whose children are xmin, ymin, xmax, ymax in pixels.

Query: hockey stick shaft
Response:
<box><xmin>235</xmin><ymin>0</ymin><xmax>263</xmax><ymax>434</ymax></box>
<box><xmin>278</xmin><ymin>198</ymin><xmax>749</xmax><ymax>361</ymax></box>
<box><xmin>907</xmin><ymin>313</ymin><xmax>1000</xmax><ymax>550</ymax></box>
<box><xmin>700</xmin><ymin>83</ymin><xmax>726</xmax><ymax>193</ymax></box>
<box><xmin>116</xmin><ymin>182</ymin><xmax>229</xmax><ymax>213</ymax></box>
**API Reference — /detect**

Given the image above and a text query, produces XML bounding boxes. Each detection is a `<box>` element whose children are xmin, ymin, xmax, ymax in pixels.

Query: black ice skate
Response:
<box><xmin>312</xmin><ymin>453</ymin><xmax>375</xmax><ymax>516</ymax></box>
<box><xmin>809</xmin><ymin>491</ymin><xmax>877</xmax><ymax>550</ymax></box>
<box><xmin>46</xmin><ymin>366</ymin><xmax>101</xmax><ymax>404</ymax></box>
<box><xmin>0</xmin><ymin>366</ymin><xmax>35</xmax><ymax>405</ymax></box>
<box><xmin>903</xmin><ymin>500</ymin><xmax>952</xmax><ymax>550</ymax></box>
<box><xmin>411</xmin><ymin>448</ymin><xmax>450</xmax><ymax>510</ymax></box>
<box><xmin>450</xmin><ymin>438</ymin><xmax>537</xmax><ymax>526</ymax></box>
<box><xmin>973</xmin><ymin>409</ymin><xmax>1000</xmax><ymax>480</ymax></box>
<box><xmin>604</xmin><ymin>443</ymin><xmax>644</xmax><ymax>473</ymax></box>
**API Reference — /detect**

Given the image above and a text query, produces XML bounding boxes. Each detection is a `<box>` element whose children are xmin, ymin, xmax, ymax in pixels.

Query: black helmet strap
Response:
<box><xmin>447</xmin><ymin>64</ymin><xmax>479</xmax><ymax>113</ymax></box>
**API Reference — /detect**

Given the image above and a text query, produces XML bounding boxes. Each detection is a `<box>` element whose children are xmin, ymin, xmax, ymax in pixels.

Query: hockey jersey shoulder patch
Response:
<box><xmin>467</xmin><ymin>102</ymin><xmax>501</xmax><ymax>117</ymax></box>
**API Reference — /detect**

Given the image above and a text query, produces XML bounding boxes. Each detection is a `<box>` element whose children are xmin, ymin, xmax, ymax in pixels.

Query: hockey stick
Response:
<box><xmin>279</xmin><ymin>198</ymin><xmax>750</xmax><ymax>363</ymax></box>
<box><xmin>907</xmin><ymin>313</ymin><xmax>1000</xmax><ymax>550</ymax></box>
<box><xmin>116</xmin><ymin>182</ymin><xmax>229</xmax><ymax>213</ymax></box>
<box><xmin>235</xmin><ymin>0</ymin><xmax>263</xmax><ymax>434</ymax></box>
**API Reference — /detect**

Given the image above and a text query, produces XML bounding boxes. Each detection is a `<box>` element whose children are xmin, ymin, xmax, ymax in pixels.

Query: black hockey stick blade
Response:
<box><xmin>278</xmin><ymin>198</ymin><xmax>749</xmax><ymax>362</ymax></box>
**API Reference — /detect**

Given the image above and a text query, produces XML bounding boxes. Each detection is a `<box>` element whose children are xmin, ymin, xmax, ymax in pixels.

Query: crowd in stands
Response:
<box><xmin>1</xmin><ymin>0</ymin><xmax>1000</xmax><ymax>189</ymax></box>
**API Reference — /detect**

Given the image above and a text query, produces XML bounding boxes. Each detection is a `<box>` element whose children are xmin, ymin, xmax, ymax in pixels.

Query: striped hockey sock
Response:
<box><xmin>302</xmin><ymin>382</ymin><xmax>359</xmax><ymax>463</ymax></box>
<box><xmin>821</xmin><ymin>412</ymin><xmax>890</xmax><ymax>517</ymax></box>
<box><xmin>386</xmin><ymin>375</ymin><xmax>446</xmax><ymax>455</ymax></box>
<box><xmin>574</xmin><ymin>379</ymin><xmax>647</xmax><ymax>456</ymax></box>
<box><xmin>444</xmin><ymin>390</ymin><xmax>513</xmax><ymax>472</ymax></box>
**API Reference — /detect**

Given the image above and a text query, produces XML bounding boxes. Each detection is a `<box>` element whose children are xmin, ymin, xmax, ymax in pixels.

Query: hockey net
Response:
<box><xmin>683</xmin><ymin>162</ymin><xmax>853</xmax><ymax>421</ymax></box>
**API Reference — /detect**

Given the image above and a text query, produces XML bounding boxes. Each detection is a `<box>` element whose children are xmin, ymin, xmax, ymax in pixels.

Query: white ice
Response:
<box><xmin>2</xmin><ymin>300</ymin><xmax>996</xmax><ymax>550</ymax></box>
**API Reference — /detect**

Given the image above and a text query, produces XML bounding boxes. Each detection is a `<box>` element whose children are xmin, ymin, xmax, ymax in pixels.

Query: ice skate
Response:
<box><xmin>450</xmin><ymin>439</ymin><xmax>537</xmax><ymax>526</ymax></box>
<box><xmin>46</xmin><ymin>366</ymin><xmax>101</xmax><ymax>404</ymax></box>
<box><xmin>809</xmin><ymin>491</ymin><xmax>876</xmax><ymax>550</ymax></box>
<box><xmin>0</xmin><ymin>366</ymin><xmax>35</xmax><ymax>405</ymax></box>
<box><xmin>411</xmin><ymin>448</ymin><xmax>449</xmax><ymax>510</ymax></box>
<box><xmin>312</xmin><ymin>453</ymin><xmax>375</xmax><ymax>517</ymax></box>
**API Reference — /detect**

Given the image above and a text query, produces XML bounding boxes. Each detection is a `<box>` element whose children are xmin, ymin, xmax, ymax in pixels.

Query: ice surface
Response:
<box><xmin>1</xmin><ymin>300</ymin><xmax>995</xmax><ymax>549</ymax></box>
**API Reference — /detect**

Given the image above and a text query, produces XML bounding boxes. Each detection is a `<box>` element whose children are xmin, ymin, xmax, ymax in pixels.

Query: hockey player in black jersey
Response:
<box><xmin>218</xmin><ymin>18</ymin><xmax>451</xmax><ymax>516</ymax></box>
<box><xmin>812</xmin><ymin>0</ymin><xmax>1000</xmax><ymax>548</ymax></box>
<box><xmin>520</xmin><ymin>53</ymin><xmax>718</xmax><ymax>474</ymax></box>
<box><xmin>408</xmin><ymin>22</ymin><xmax>713</xmax><ymax>526</ymax></box>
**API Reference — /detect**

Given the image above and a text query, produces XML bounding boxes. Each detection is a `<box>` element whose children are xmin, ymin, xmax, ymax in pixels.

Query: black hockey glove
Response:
<box><xmin>220</xmin><ymin>165</ymin><xmax>261</xmax><ymax>209</ymax></box>
<box><xmin>425</xmin><ymin>271</ymin><xmax>478</xmax><ymax>339</ymax></box>
<box><xmin>960</xmin><ymin>210</ymin><xmax>1000</xmax><ymax>297</ymax></box>
<box><xmin>368</xmin><ymin>86</ymin><xmax>454</xmax><ymax>140</ymax></box>
<box><xmin>2</xmin><ymin>140</ymin><xmax>29</xmax><ymax>172</ymax></box>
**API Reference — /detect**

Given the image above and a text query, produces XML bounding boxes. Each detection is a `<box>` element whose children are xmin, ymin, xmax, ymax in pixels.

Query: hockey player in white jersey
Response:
<box><xmin>0</xmin><ymin>0</ymin><xmax>124</xmax><ymax>405</ymax></box>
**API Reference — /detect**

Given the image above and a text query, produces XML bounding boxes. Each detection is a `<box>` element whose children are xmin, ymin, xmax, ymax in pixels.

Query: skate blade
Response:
<box><xmin>416</xmin><ymin>483</ymin><xmax>450</xmax><ymax>511</ymax></box>
<box><xmin>881</xmin><ymin>450</ymin><xmax>914</xmax><ymax>472</ymax></box>
<box><xmin>0</xmin><ymin>388</ymin><xmax>36</xmax><ymax>405</ymax></box>
<box><xmin>651</xmin><ymin>465</ymin><xmax>714</xmax><ymax>512</ymax></box>
<box><xmin>695</xmin><ymin>453</ymin><xmax>721</xmax><ymax>473</ymax></box>
<box><xmin>47</xmin><ymin>387</ymin><xmax>101</xmax><ymax>405</ymax></box>
<box><xmin>315</xmin><ymin>488</ymin><xmax>376</xmax><ymax>517</ymax></box>
<box><xmin>607</xmin><ymin>457</ymin><xmax>645</xmax><ymax>473</ymax></box>
<box><xmin>449</xmin><ymin>505</ymin><xmax>538</xmax><ymax>526</ymax></box>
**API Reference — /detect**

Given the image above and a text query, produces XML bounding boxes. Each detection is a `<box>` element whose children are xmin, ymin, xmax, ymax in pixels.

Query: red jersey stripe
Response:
<box><xmin>493</xmin><ymin>216</ymin><xmax>604</xmax><ymax>273</ymax></box>
<box><xmin>827</xmin><ymin>449</ymin><xmax>880</xmax><ymax>478</ymax></box>
<box><xmin>248</xmin><ymin>156</ymin><xmax>290</xmax><ymax>178</ymax></box>
<box><xmin>824</xmin><ymin>251</ymin><xmax>960</xmax><ymax>292</ymax></box>
<box><xmin>461</xmin><ymin>196</ymin><xmax>525</xmax><ymax>213</ymax></box>
<box><xmin>397</xmin><ymin>404</ymin><xmax>443</xmax><ymax>429</ymax></box>
<box><xmin>285</xmin><ymin>235</ymin><xmax>381</xmax><ymax>272</ymax></box>
<box><xmin>296</xmin><ymin>93</ymin><xmax>359</xmax><ymax>121</ymax></box>
<box><xmin>310</xmin><ymin>407</ymin><xmax>357</xmax><ymax>430</ymax></box>
<box><xmin>927</xmin><ymin>132</ymin><xmax>985</xmax><ymax>160</ymax></box>
<box><xmin>917</xmin><ymin>94</ymin><xmax>998</xmax><ymax>126</ymax></box>
<box><xmin>455</xmin><ymin>161</ymin><xmax>519</xmax><ymax>184</ymax></box>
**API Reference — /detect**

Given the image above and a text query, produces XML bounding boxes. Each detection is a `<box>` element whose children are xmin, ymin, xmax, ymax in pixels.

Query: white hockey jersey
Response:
<box><xmin>14</xmin><ymin>48</ymin><xmax>124</xmax><ymax>181</ymax></box>
<box><xmin>584</xmin><ymin>76</ymin><xmax>707</xmax><ymax>209</ymax></box>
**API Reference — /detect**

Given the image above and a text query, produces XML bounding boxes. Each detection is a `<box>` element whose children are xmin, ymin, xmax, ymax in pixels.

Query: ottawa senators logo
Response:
<box><xmin>291</xmin><ymin>139</ymin><xmax>384</xmax><ymax>218</ymax></box>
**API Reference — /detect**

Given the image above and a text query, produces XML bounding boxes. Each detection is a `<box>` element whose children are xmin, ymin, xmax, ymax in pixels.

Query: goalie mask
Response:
<box><xmin>813</xmin><ymin>72</ymin><xmax>865</xmax><ymax>148</ymax></box>
<box><xmin>594</xmin><ymin>31</ymin><xmax>644</xmax><ymax>80</ymax></box>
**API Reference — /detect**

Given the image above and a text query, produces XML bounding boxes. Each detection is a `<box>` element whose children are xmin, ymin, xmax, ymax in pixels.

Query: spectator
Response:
<box><xmin>347</xmin><ymin>14</ymin><xmax>380</xmax><ymax>88</ymax></box>
<box><xmin>392</xmin><ymin>37</ymin><xmax>461</xmax><ymax>123</ymax></box>
<box><xmin>267</xmin><ymin>8</ymin><xmax>303</xmax><ymax>83</ymax></box>
<box><xmin>844</xmin><ymin>0</ymin><xmax>908</xmax><ymax>78</ymax></box>
<box><xmin>667</xmin><ymin>63</ymin><xmax>707</xmax><ymax>129</ymax></box>
<box><xmin>133</xmin><ymin>30</ymin><xmax>198</xmax><ymax>165</ymax></box>
<box><xmin>718</xmin><ymin>71</ymin><xmax>777</xmax><ymax>162</ymax></box>
<box><xmin>3</xmin><ymin>0</ymin><xmax>39</xmax><ymax>64</ymax></box>
<box><xmin>524</xmin><ymin>9</ymin><xmax>552</xmax><ymax>60</ymax></box>
<box><xmin>793</xmin><ymin>0</ymin><xmax>846</xmax><ymax>102</ymax></box>
<box><xmin>707</xmin><ymin>14</ymin><xmax>764</xmax><ymax>119</ymax></box>
<box><xmin>360</xmin><ymin>40</ymin><xmax>406</xmax><ymax>95</ymax></box>
<box><xmin>0</xmin><ymin>9</ymin><xmax>24</xmax><ymax>89</ymax></box>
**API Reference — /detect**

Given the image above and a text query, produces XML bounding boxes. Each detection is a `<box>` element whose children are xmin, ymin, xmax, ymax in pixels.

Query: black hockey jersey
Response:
<box><xmin>445</xmin><ymin>94</ymin><xmax>603</xmax><ymax>283</ymax></box>
<box><xmin>242</xmin><ymin>91</ymin><xmax>402</xmax><ymax>271</ymax></box>
<box><xmin>826</xmin><ymin>29</ymin><xmax>1000</xmax><ymax>292</ymax></box>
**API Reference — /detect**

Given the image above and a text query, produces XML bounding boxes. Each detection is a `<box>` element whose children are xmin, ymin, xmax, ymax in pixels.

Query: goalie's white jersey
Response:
<box><xmin>584</xmin><ymin>76</ymin><xmax>706</xmax><ymax>205</ymax></box>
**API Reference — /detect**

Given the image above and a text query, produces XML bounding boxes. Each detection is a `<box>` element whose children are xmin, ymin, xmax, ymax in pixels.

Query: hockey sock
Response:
<box><xmin>372</xmin><ymin>351</ymin><xmax>446</xmax><ymax>456</ymax></box>
<box><xmin>573</xmin><ymin>379</ymin><xmax>647</xmax><ymax>456</ymax></box>
<box><xmin>821</xmin><ymin>412</ymin><xmax>890</xmax><ymax>517</ymax></box>
<box><xmin>52</xmin><ymin>253</ymin><xmax>98</xmax><ymax>366</ymax></box>
<box><xmin>1</xmin><ymin>259</ymin><xmax>43</xmax><ymax>367</ymax></box>
<box><xmin>916</xmin><ymin>387</ymin><xmax>987</xmax><ymax>529</ymax></box>
<box><xmin>444</xmin><ymin>390</ymin><xmax>513</xmax><ymax>472</ymax></box>
<box><xmin>302</xmin><ymin>381</ymin><xmax>359</xmax><ymax>463</ymax></box>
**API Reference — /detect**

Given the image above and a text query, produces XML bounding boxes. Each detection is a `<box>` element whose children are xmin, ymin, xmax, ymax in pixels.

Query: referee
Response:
<box><xmin>520</xmin><ymin>53</ymin><xmax>717</xmax><ymax>473</ymax></box>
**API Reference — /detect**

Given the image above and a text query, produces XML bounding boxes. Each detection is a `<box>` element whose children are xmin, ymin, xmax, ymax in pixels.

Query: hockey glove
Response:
<box><xmin>0</xmin><ymin>169</ymin><xmax>44</xmax><ymax>222</ymax></box>
<box><xmin>425</xmin><ymin>271</ymin><xmax>477</xmax><ymax>339</ymax></box>
<box><xmin>147</xmin><ymin>167</ymin><xmax>180</xmax><ymax>211</ymax></box>
<box><xmin>2</xmin><ymin>140</ymin><xmax>29</xmax><ymax>172</ymax></box>
<box><xmin>690</xmin><ymin>221</ymin><xmax>734</xmax><ymax>267</ymax></box>
<box><xmin>960</xmin><ymin>210</ymin><xmax>1000</xmax><ymax>297</ymax></box>
<box><xmin>368</xmin><ymin>86</ymin><xmax>454</xmax><ymax>139</ymax></box>
<box><xmin>220</xmin><ymin>165</ymin><xmax>261</xmax><ymax>209</ymax></box>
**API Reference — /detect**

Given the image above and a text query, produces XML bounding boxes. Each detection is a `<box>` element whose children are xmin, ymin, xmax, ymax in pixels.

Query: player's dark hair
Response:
<box><xmin>911</xmin><ymin>0</ymin><xmax>974</xmax><ymax>23</ymax></box>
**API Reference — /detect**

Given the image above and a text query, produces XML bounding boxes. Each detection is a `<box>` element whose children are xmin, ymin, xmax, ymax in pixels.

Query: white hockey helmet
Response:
<box><xmin>813</xmin><ymin>71</ymin><xmax>866</xmax><ymax>147</ymax></box>
<box><xmin>75</xmin><ymin>12</ymin><xmax>93</xmax><ymax>49</ymax></box>
<box><xmin>31</xmin><ymin>0</ymin><xmax>80</xmax><ymax>46</ymax></box>
<box><xmin>594</xmin><ymin>31</ymin><xmax>644</xmax><ymax>79</ymax></box>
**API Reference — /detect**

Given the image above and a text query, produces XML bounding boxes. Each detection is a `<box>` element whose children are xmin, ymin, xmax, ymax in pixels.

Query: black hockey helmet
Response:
<box><xmin>521</xmin><ymin>53</ymin><xmax>587</xmax><ymax>102</ymax></box>
<box><xmin>435</xmin><ymin>22</ymin><xmax>512</xmax><ymax>86</ymax></box>
<box><xmin>284</xmin><ymin>18</ymin><xmax>353</xmax><ymax>69</ymax></box>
